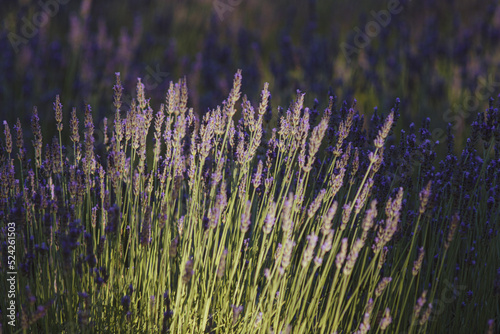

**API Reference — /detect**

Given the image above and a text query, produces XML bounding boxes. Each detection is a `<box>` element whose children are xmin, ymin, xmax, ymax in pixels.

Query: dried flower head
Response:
<box><xmin>361</xmin><ymin>199</ymin><xmax>378</xmax><ymax>232</ymax></box>
<box><xmin>31</xmin><ymin>106</ymin><xmax>43</xmax><ymax>167</ymax></box>
<box><xmin>340</xmin><ymin>202</ymin><xmax>353</xmax><ymax>231</ymax></box>
<box><xmin>374</xmin><ymin>111</ymin><xmax>394</xmax><ymax>148</ymax></box>
<box><xmin>329</xmin><ymin>167</ymin><xmax>346</xmax><ymax>198</ymax></box>
<box><xmin>178</xmin><ymin>216</ymin><xmax>185</xmax><ymax>237</ymax></box>
<box><xmin>258</xmin><ymin>82</ymin><xmax>270</xmax><ymax>116</ymax></box>
<box><xmin>321</xmin><ymin>229</ymin><xmax>334</xmax><ymax>253</ymax></box>
<box><xmin>444</xmin><ymin>213</ymin><xmax>460</xmax><ymax>250</ymax></box>
<box><xmin>263</xmin><ymin>202</ymin><xmax>276</xmax><ymax>234</ymax></box>
<box><xmin>305</xmin><ymin>117</ymin><xmax>329</xmax><ymax>170</ymax></box>
<box><xmin>375</xmin><ymin>277</ymin><xmax>392</xmax><ymax>297</ymax></box>
<box><xmin>14</xmin><ymin>118</ymin><xmax>24</xmax><ymax>158</ymax></box>
<box><xmin>253</xmin><ymin>160</ymin><xmax>264</xmax><ymax>189</ymax></box>
<box><xmin>343</xmin><ymin>238</ymin><xmax>364</xmax><ymax>276</ymax></box>
<box><xmin>419</xmin><ymin>180</ymin><xmax>432</xmax><ymax>215</ymax></box>
<box><xmin>336</xmin><ymin>238</ymin><xmax>349</xmax><ymax>270</ymax></box>
<box><xmin>419</xmin><ymin>303</ymin><xmax>432</xmax><ymax>325</ymax></box>
<box><xmin>322</xmin><ymin>201</ymin><xmax>338</xmax><ymax>234</ymax></box>
<box><xmin>281</xmin><ymin>193</ymin><xmax>294</xmax><ymax>234</ymax></box>
<box><xmin>302</xmin><ymin>233</ymin><xmax>319</xmax><ymax>268</ymax></box>
<box><xmin>307</xmin><ymin>189</ymin><xmax>326</xmax><ymax>219</ymax></box>
<box><xmin>356</xmin><ymin>312</ymin><xmax>371</xmax><ymax>334</ymax></box>
<box><xmin>279</xmin><ymin>239</ymin><xmax>296</xmax><ymax>275</ymax></box>
<box><xmin>349</xmin><ymin>148</ymin><xmax>360</xmax><ymax>185</ymax></box>
<box><xmin>413</xmin><ymin>290</ymin><xmax>427</xmax><ymax>319</ymax></box>
<box><xmin>240</xmin><ymin>200</ymin><xmax>252</xmax><ymax>233</ymax></box>
<box><xmin>412</xmin><ymin>247</ymin><xmax>425</xmax><ymax>276</ymax></box>
<box><xmin>355</xmin><ymin>179</ymin><xmax>374</xmax><ymax>215</ymax></box>
<box><xmin>366</xmin><ymin>298</ymin><xmax>374</xmax><ymax>314</ymax></box>
<box><xmin>3</xmin><ymin>121</ymin><xmax>12</xmax><ymax>155</ymax></box>
<box><xmin>379</xmin><ymin>308</ymin><xmax>392</xmax><ymax>330</ymax></box>
<box><xmin>54</xmin><ymin>95</ymin><xmax>63</xmax><ymax>131</ymax></box>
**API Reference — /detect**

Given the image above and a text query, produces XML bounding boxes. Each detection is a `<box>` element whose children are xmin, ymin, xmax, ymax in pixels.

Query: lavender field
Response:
<box><xmin>1</xmin><ymin>0</ymin><xmax>499</xmax><ymax>333</ymax></box>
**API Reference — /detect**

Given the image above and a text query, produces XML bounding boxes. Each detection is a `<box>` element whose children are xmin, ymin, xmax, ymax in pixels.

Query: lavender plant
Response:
<box><xmin>0</xmin><ymin>70</ymin><xmax>499</xmax><ymax>333</ymax></box>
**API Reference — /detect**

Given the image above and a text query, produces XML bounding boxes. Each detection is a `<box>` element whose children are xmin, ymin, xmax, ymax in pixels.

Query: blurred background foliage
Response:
<box><xmin>1</xmin><ymin>0</ymin><xmax>500</xmax><ymax>152</ymax></box>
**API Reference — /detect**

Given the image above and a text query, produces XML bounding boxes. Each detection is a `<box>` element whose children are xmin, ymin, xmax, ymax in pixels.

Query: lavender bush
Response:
<box><xmin>0</xmin><ymin>70</ymin><xmax>499</xmax><ymax>333</ymax></box>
